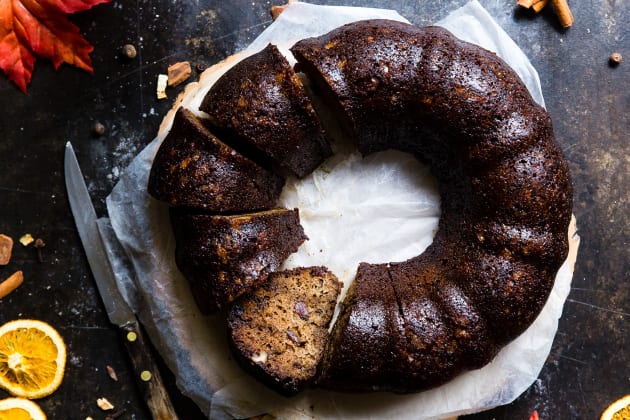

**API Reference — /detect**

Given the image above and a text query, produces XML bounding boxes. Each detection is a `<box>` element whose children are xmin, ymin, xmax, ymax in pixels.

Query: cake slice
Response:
<box><xmin>227</xmin><ymin>266</ymin><xmax>342</xmax><ymax>395</ymax></box>
<box><xmin>199</xmin><ymin>44</ymin><xmax>332</xmax><ymax>178</ymax></box>
<box><xmin>170</xmin><ymin>207</ymin><xmax>307</xmax><ymax>314</ymax></box>
<box><xmin>148</xmin><ymin>107</ymin><xmax>284</xmax><ymax>212</ymax></box>
<box><xmin>315</xmin><ymin>263</ymin><xmax>408</xmax><ymax>392</ymax></box>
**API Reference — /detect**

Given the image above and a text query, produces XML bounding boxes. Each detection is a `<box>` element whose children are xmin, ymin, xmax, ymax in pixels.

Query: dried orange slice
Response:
<box><xmin>0</xmin><ymin>319</ymin><xmax>66</xmax><ymax>399</ymax></box>
<box><xmin>601</xmin><ymin>394</ymin><xmax>630</xmax><ymax>420</ymax></box>
<box><xmin>0</xmin><ymin>398</ymin><xmax>46</xmax><ymax>420</ymax></box>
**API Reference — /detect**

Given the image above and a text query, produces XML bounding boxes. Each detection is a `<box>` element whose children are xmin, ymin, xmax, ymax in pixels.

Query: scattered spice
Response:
<box><xmin>531</xmin><ymin>0</ymin><xmax>548</xmax><ymax>13</ymax></box>
<box><xmin>34</xmin><ymin>238</ymin><xmax>45</xmax><ymax>263</ymax></box>
<box><xmin>0</xmin><ymin>271</ymin><xmax>24</xmax><ymax>299</ymax></box>
<box><xmin>167</xmin><ymin>61</ymin><xmax>192</xmax><ymax>87</ymax></box>
<box><xmin>0</xmin><ymin>234</ymin><xmax>13</xmax><ymax>265</ymax></box>
<box><xmin>19</xmin><ymin>233</ymin><xmax>34</xmax><ymax>246</ymax></box>
<box><xmin>92</xmin><ymin>122</ymin><xmax>106</xmax><ymax>136</ymax></box>
<box><xmin>105</xmin><ymin>409</ymin><xmax>127</xmax><ymax>420</ymax></box>
<box><xmin>550</xmin><ymin>0</ymin><xmax>574</xmax><ymax>28</ymax></box>
<box><xmin>106</xmin><ymin>365</ymin><xmax>118</xmax><ymax>381</ymax></box>
<box><xmin>609</xmin><ymin>52</ymin><xmax>622</xmax><ymax>66</ymax></box>
<box><xmin>121</xmin><ymin>44</ymin><xmax>137</xmax><ymax>59</ymax></box>
<box><xmin>96</xmin><ymin>397</ymin><xmax>115</xmax><ymax>411</ymax></box>
<box><xmin>516</xmin><ymin>0</ymin><xmax>573</xmax><ymax>27</ymax></box>
<box><xmin>156</xmin><ymin>74</ymin><xmax>168</xmax><ymax>99</ymax></box>
<box><xmin>516</xmin><ymin>0</ymin><xmax>548</xmax><ymax>13</ymax></box>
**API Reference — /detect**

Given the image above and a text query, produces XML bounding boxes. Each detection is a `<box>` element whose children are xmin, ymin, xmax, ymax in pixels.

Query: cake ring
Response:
<box><xmin>148</xmin><ymin>19</ymin><xmax>572</xmax><ymax>396</ymax></box>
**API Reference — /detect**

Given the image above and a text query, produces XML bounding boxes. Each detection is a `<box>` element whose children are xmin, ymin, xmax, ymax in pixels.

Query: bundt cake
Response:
<box><xmin>148</xmin><ymin>18</ymin><xmax>572</xmax><ymax>396</ymax></box>
<box><xmin>170</xmin><ymin>207</ymin><xmax>307</xmax><ymax>314</ymax></box>
<box><xmin>199</xmin><ymin>44</ymin><xmax>332</xmax><ymax>178</ymax></box>
<box><xmin>227</xmin><ymin>266</ymin><xmax>341</xmax><ymax>395</ymax></box>
<box><xmin>291</xmin><ymin>19</ymin><xmax>572</xmax><ymax>392</ymax></box>
<box><xmin>147</xmin><ymin>107</ymin><xmax>284</xmax><ymax>212</ymax></box>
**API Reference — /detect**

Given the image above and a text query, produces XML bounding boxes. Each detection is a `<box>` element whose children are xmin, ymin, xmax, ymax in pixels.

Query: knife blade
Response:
<box><xmin>64</xmin><ymin>141</ymin><xmax>179</xmax><ymax>420</ymax></box>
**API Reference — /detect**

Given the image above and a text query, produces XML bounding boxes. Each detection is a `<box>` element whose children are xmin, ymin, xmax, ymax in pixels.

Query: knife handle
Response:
<box><xmin>120</xmin><ymin>321</ymin><xmax>180</xmax><ymax>420</ymax></box>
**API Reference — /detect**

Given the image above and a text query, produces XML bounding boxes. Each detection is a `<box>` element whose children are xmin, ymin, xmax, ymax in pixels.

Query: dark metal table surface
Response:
<box><xmin>0</xmin><ymin>1</ymin><xmax>627</xmax><ymax>419</ymax></box>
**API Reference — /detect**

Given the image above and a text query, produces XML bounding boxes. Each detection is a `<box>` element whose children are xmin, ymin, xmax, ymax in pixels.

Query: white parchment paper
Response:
<box><xmin>105</xmin><ymin>1</ymin><xmax>579</xmax><ymax>418</ymax></box>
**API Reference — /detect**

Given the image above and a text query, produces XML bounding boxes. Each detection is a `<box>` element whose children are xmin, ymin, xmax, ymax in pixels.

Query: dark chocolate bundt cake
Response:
<box><xmin>147</xmin><ymin>107</ymin><xmax>284</xmax><ymax>212</ymax></box>
<box><xmin>170</xmin><ymin>208</ymin><xmax>307</xmax><ymax>314</ymax></box>
<box><xmin>291</xmin><ymin>19</ymin><xmax>572</xmax><ymax>392</ymax></box>
<box><xmin>148</xmin><ymin>18</ymin><xmax>572</xmax><ymax>396</ymax></box>
<box><xmin>227</xmin><ymin>266</ymin><xmax>341</xmax><ymax>395</ymax></box>
<box><xmin>199</xmin><ymin>44</ymin><xmax>332</xmax><ymax>178</ymax></box>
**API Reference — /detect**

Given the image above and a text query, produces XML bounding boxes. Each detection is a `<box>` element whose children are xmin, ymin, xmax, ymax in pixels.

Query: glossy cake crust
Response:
<box><xmin>291</xmin><ymin>19</ymin><xmax>572</xmax><ymax>392</ymax></box>
<box><xmin>200</xmin><ymin>44</ymin><xmax>332</xmax><ymax>178</ymax></box>
<box><xmin>148</xmin><ymin>19</ymin><xmax>573</xmax><ymax>395</ymax></box>
<box><xmin>170</xmin><ymin>208</ymin><xmax>307</xmax><ymax>314</ymax></box>
<box><xmin>147</xmin><ymin>107</ymin><xmax>284</xmax><ymax>212</ymax></box>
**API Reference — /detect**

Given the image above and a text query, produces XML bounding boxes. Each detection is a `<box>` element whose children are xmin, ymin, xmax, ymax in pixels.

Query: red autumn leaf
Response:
<box><xmin>0</xmin><ymin>0</ymin><xmax>111</xmax><ymax>93</ymax></box>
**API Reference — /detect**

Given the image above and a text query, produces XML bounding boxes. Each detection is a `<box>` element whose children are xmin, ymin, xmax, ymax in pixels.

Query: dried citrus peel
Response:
<box><xmin>0</xmin><ymin>397</ymin><xmax>46</xmax><ymax>420</ymax></box>
<box><xmin>601</xmin><ymin>394</ymin><xmax>630</xmax><ymax>420</ymax></box>
<box><xmin>0</xmin><ymin>319</ymin><xmax>66</xmax><ymax>399</ymax></box>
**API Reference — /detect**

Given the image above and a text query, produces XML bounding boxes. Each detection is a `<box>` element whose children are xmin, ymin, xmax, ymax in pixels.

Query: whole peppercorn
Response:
<box><xmin>121</xmin><ymin>44</ymin><xmax>137</xmax><ymax>59</ymax></box>
<box><xmin>34</xmin><ymin>238</ymin><xmax>45</xmax><ymax>263</ymax></box>
<box><xmin>92</xmin><ymin>122</ymin><xmax>106</xmax><ymax>137</ymax></box>
<box><xmin>609</xmin><ymin>52</ymin><xmax>622</xmax><ymax>66</ymax></box>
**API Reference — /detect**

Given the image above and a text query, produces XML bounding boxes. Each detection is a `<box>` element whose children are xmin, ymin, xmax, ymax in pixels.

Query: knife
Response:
<box><xmin>64</xmin><ymin>141</ymin><xmax>179</xmax><ymax>420</ymax></box>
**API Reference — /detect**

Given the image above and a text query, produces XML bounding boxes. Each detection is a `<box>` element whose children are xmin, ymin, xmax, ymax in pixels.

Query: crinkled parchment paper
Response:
<box><xmin>105</xmin><ymin>1</ymin><xmax>579</xmax><ymax>418</ymax></box>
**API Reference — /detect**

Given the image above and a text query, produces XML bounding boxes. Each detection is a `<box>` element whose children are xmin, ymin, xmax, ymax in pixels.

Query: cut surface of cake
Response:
<box><xmin>227</xmin><ymin>266</ymin><xmax>342</xmax><ymax>395</ymax></box>
<box><xmin>170</xmin><ymin>207</ymin><xmax>307</xmax><ymax>314</ymax></box>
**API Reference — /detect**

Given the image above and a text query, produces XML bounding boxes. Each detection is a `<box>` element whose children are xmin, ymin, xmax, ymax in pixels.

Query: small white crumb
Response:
<box><xmin>19</xmin><ymin>233</ymin><xmax>34</xmax><ymax>246</ymax></box>
<box><xmin>96</xmin><ymin>397</ymin><xmax>115</xmax><ymax>411</ymax></box>
<box><xmin>251</xmin><ymin>351</ymin><xmax>268</xmax><ymax>363</ymax></box>
<box><xmin>156</xmin><ymin>74</ymin><xmax>168</xmax><ymax>99</ymax></box>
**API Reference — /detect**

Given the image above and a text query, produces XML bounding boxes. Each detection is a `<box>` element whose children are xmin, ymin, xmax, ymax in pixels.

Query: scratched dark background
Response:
<box><xmin>0</xmin><ymin>0</ymin><xmax>628</xmax><ymax>419</ymax></box>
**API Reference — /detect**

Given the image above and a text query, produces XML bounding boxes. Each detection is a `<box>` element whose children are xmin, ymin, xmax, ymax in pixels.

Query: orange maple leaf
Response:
<box><xmin>0</xmin><ymin>0</ymin><xmax>111</xmax><ymax>93</ymax></box>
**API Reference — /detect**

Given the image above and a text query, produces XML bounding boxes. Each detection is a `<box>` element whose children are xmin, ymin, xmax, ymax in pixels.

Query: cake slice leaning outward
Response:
<box><xmin>315</xmin><ymin>263</ymin><xmax>407</xmax><ymax>392</ymax></box>
<box><xmin>170</xmin><ymin>208</ymin><xmax>307</xmax><ymax>314</ymax></box>
<box><xmin>227</xmin><ymin>266</ymin><xmax>342</xmax><ymax>395</ymax></box>
<box><xmin>147</xmin><ymin>107</ymin><xmax>285</xmax><ymax>212</ymax></box>
<box><xmin>199</xmin><ymin>44</ymin><xmax>332</xmax><ymax>178</ymax></box>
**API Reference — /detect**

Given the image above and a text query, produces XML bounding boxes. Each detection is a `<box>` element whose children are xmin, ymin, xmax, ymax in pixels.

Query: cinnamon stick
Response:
<box><xmin>167</xmin><ymin>61</ymin><xmax>192</xmax><ymax>87</ymax></box>
<box><xmin>531</xmin><ymin>0</ymin><xmax>549</xmax><ymax>13</ymax></box>
<box><xmin>0</xmin><ymin>234</ymin><xmax>12</xmax><ymax>265</ymax></box>
<box><xmin>0</xmin><ymin>270</ymin><xmax>24</xmax><ymax>299</ymax></box>
<box><xmin>517</xmin><ymin>0</ymin><xmax>549</xmax><ymax>14</ymax></box>
<box><xmin>517</xmin><ymin>0</ymin><xmax>538</xmax><ymax>8</ymax></box>
<box><xmin>551</xmin><ymin>0</ymin><xmax>574</xmax><ymax>28</ymax></box>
